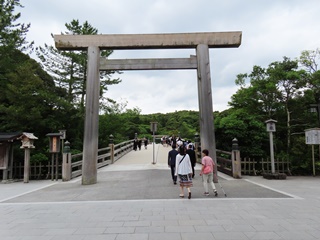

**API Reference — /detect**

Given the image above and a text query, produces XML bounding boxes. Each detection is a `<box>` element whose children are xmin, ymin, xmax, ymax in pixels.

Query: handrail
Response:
<box><xmin>216</xmin><ymin>149</ymin><xmax>232</xmax><ymax>176</ymax></box>
<box><xmin>70</xmin><ymin>139</ymin><xmax>134</xmax><ymax>179</ymax></box>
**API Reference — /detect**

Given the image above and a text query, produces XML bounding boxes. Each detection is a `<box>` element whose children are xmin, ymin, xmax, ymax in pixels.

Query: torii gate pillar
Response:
<box><xmin>197</xmin><ymin>44</ymin><xmax>217</xmax><ymax>172</ymax></box>
<box><xmin>82</xmin><ymin>46</ymin><xmax>100</xmax><ymax>185</ymax></box>
<box><xmin>54</xmin><ymin>32</ymin><xmax>242</xmax><ymax>185</ymax></box>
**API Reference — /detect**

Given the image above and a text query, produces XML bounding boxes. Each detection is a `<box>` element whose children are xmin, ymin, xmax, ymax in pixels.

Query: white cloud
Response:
<box><xmin>18</xmin><ymin>0</ymin><xmax>320</xmax><ymax>114</ymax></box>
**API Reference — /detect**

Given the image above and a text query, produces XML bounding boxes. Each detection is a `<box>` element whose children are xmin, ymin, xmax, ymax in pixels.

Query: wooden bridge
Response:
<box><xmin>7</xmin><ymin>139</ymin><xmax>291</xmax><ymax>181</ymax></box>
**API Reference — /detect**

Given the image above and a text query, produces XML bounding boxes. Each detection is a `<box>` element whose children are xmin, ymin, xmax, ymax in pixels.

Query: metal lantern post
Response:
<box><xmin>150</xmin><ymin>122</ymin><xmax>158</xmax><ymax>164</ymax></box>
<box><xmin>265</xmin><ymin>119</ymin><xmax>277</xmax><ymax>174</ymax></box>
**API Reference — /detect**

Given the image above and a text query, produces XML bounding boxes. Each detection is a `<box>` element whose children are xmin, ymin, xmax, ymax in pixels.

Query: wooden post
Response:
<box><xmin>51</xmin><ymin>154</ymin><xmax>54</xmax><ymax>181</ymax></box>
<box><xmin>82</xmin><ymin>46</ymin><xmax>100</xmax><ymax>185</ymax></box>
<box><xmin>1</xmin><ymin>146</ymin><xmax>10</xmax><ymax>181</ymax></box>
<box><xmin>62</xmin><ymin>152</ymin><xmax>71</xmax><ymax>181</ymax></box>
<box><xmin>110</xmin><ymin>143</ymin><xmax>115</xmax><ymax>164</ymax></box>
<box><xmin>55</xmin><ymin>153</ymin><xmax>59</xmax><ymax>181</ymax></box>
<box><xmin>23</xmin><ymin>148</ymin><xmax>30</xmax><ymax>183</ymax></box>
<box><xmin>312</xmin><ymin>145</ymin><xmax>315</xmax><ymax>176</ymax></box>
<box><xmin>232</xmin><ymin>150</ymin><xmax>241</xmax><ymax>178</ymax></box>
<box><xmin>196</xmin><ymin>44</ymin><xmax>217</xmax><ymax>177</ymax></box>
<box><xmin>231</xmin><ymin>138</ymin><xmax>241</xmax><ymax>178</ymax></box>
<box><xmin>9</xmin><ymin>145</ymin><xmax>13</xmax><ymax>179</ymax></box>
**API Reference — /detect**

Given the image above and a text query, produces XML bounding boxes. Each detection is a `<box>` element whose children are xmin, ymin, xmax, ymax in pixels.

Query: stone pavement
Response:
<box><xmin>1</xmin><ymin>144</ymin><xmax>320</xmax><ymax>240</ymax></box>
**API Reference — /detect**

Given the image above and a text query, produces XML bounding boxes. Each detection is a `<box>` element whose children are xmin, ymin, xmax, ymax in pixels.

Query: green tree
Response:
<box><xmin>298</xmin><ymin>49</ymin><xmax>320</xmax><ymax>125</ymax></box>
<box><xmin>0</xmin><ymin>0</ymin><xmax>31</xmax><ymax>51</ymax></box>
<box><xmin>215</xmin><ymin>108</ymin><xmax>266</xmax><ymax>157</ymax></box>
<box><xmin>298</xmin><ymin>48</ymin><xmax>319</xmax><ymax>74</ymax></box>
<box><xmin>0</xmin><ymin>0</ymin><xmax>32</xmax><ymax>101</ymax></box>
<box><xmin>36</xmin><ymin>19</ymin><xmax>121</xmax><ymax>113</ymax></box>
<box><xmin>0</xmin><ymin>50</ymin><xmax>75</xmax><ymax>151</ymax></box>
<box><xmin>267</xmin><ymin>57</ymin><xmax>306</xmax><ymax>157</ymax></box>
<box><xmin>233</xmin><ymin>65</ymin><xmax>281</xmax><ymax>117</ymax></box>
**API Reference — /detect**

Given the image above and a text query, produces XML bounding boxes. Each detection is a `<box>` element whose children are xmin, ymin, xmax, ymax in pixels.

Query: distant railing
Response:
<box><xmin>241</xmin><ymin>157</ymin><xmax>257</xmax><ymax>175</ymax></box>
<box><xmin>11</xmin><ymin>161</ymin><xmax>51</xmax><ymax>180</ymax></box>
<box><xmin>197</xmin><ymin>148</ymin><xmax>291</xmax><ymax>177</ymax></box>
<box><xmin>70</xmin><ymin>140</ymin><xmax>133</xmax><ymax>179</ymax></box>
<box><xmin>10</xmin><ymin>140</ymin><xmax>134</xmax><ymax>180</ymax></box>
<box><xmin>8</xmin><ymin>141</ymin><xmax>292</xmax><ymax>180</ymax></box>
<box><xmin>196</xmin><ymin>149</ymin><xmax>233</xmax><ymax>175</ymax></box>
<box><xmin>241</xmin><ymin>157</ymin><xmax>291</xmax><ymax>176</ymax></box>
<box><xmin>261</xmin><ymin>158</ymin><xmax>291</xmax><ymax>175</ymax></box>
<box><xmin>216</xmin><ymin>150</ymin><xmax>232</xmax><ymax>176</ymax></box>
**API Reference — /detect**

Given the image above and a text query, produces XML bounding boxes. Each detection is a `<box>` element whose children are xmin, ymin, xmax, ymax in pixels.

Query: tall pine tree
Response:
<box><xmin>36</xmin><ymin>19</ymin><xmax>121</xmax><ymax>113</ymax></box>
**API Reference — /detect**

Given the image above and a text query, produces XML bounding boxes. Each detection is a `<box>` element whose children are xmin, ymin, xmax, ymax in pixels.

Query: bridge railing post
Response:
<box><xmin>231</xmin><ymin>138</ymin><xmax>241</xmax><ymax>179</ymax></box>
<box><xmin>109</xmin><ymin>134</ymin><xmax>115</xmax><ymax>164</ymax></box>
<box><xmin>62</xmin><ymin>141</ymin><xmax>71</xmax><ymax>181</ymax></box>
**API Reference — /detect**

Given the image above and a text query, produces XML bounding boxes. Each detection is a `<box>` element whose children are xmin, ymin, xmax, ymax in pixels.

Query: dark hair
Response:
<box><xmin>172</xmin><ymin>144</ymin><xmax>176</xmax><ymax>149</ymax></box>
<box><xmin>202</xmin><ymin>149</ymin><xmax>209</xmax><ymax>156</ymax></box>
<box><xmin>179</xmin><ymin>145</ymin><xmax>185</xmax><ymax>155</ymax></box>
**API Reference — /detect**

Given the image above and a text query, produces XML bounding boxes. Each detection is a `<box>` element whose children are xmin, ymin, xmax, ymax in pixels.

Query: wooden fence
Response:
<box><xmin>9</xmin><ymin>140</ymin><xmax>133</xmax><ymax>180</ymax></box>
<box><xmin>196</xmin><ymin>149</ymin><xmax>233</xmax><ymax>175</ymax></box>
<box><xmin>7</xmin><ymin>142</ymin><xmax>291</xmax><ymax>180</ymax></box>
<box><xmin>198</xmin><ymin>149</ymin><xmax>291</xmax><ymax>177</ymax></box>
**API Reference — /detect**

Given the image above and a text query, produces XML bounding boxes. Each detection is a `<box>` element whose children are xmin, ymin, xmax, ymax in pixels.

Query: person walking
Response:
<box><xmin>175</xmin><ymin>146</ymin><xmax>193</xmax><ymax>199</ymax></box>
<box><xmin>143</xmin><ymin>137</ymin><xmax>148</xmax><ymax>149</ymax></box>
<box><xmin>168</xmin><ymin>144</ymin><xmax>179</xmax><ymax>184</ymax></box>
<box><xmin>200</xmin><ymin>149</ymin><xmax>218</xmax><ymax>197</ymax></box>
<box><xmin>133</xmin><ymin>138</ymin><xmax>138</xmax><ymax>151</ymax></box>
<box><xmin>186</xmin><ymin>144</ymin><xmax>196</xmax><ymax>178</ymax></box>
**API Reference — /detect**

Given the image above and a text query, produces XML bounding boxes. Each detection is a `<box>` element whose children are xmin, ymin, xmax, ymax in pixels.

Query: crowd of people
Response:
<box><xmin>133</xmin><ymin>135</ymin><xmax>218</xmax><ymax>199</ymax></box>
<box><xmin>167</xmin><ymin>136</ymin><xmax>218</xmax><ymax>199</ymax></box>
<box><xmin>133</xmin><ymin>137</ymin><xmax>148</xmax><ymax>151</ymax></box>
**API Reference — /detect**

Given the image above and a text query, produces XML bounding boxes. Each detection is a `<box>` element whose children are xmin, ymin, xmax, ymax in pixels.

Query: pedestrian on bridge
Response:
<box><xmin>168</xmin><ymin>144</ymin><xmax>178</xmax><ymax>184</ymax></box>
<box><xmin>143</xmin><ymin>137</ymin><xmax>148</xmax><ymax>149</ymax></box>
<box><xmin>186</xmin><ymin>144</ymin><xmax>196</xmax><ymax>178</ymax></box>
<box><xmin>175</xmin><ymin>145</ymin><xmax>193</xmax><ymax>199</ymax></box>
<box><xmin>200</xmin><ymin>149</ymin><xmax>218</xmax><ymax>197</ymax></box>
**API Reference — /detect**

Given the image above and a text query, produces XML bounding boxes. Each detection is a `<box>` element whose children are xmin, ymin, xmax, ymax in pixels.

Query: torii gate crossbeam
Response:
<box><xmin>54</xmin><ymin>32</ymin><xmax>242</xmax><ymax>185</ymax></box>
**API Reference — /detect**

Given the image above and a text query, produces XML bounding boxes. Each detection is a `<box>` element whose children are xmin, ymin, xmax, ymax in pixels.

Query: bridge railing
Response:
<box><xmin>216</xmin><ymin>149</ymin><xmax>233</xmax><ymax>176</ymax></box>
<box><xmin>197</xmin><ymin>147</ymin><xmax>291</xmax><ymax>178</ymax></box>
<box><xmin>8</xmin><ymin>140</ymin><xmax>291</xmax><ymax>180</ymax></box>
<box><xmin>70</xmin><ymin>140</ymin><xmax>134</xmax><ymax>179</ymax></box>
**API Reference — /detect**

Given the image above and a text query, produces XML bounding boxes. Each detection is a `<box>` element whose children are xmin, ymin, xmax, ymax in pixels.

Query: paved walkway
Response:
<box><xmin>1</xmin><ymin>144</ymin><xmax>320</xmax><ymax>239</ymax></box>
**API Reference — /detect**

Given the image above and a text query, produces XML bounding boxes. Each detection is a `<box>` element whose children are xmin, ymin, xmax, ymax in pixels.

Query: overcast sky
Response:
<box><xmin>19</xmin><ymin>0</ymin><xmax>320</xmax><ymax>114</ymax></box>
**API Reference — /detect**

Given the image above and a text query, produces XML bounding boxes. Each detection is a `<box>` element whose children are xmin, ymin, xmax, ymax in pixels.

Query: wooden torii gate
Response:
<box><xmin>54</xmin><ymin>32</ymin><xmax>242</xmax><ymax>185</ymax></box>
